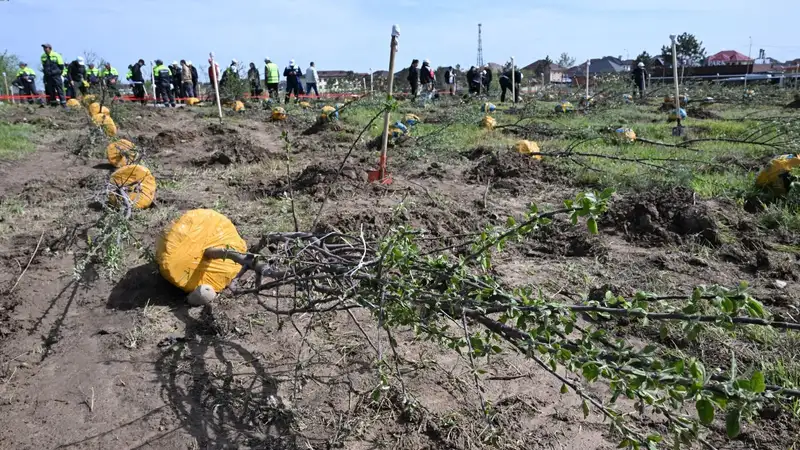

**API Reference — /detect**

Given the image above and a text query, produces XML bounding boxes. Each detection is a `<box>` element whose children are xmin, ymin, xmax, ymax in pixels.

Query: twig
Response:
<box><xmin>7</xmin><ymin>231</ymin><xmax>45</xmax><ymax>294</ymax></box>
<box><xmin>282</xmin><ymin>132</ymin><xmax>300</xmax><ymax>232</ymax></box>
<box><xmin>461</xmin><ymin>312</ymin><xmax>489</xmax><ymax>422</ymax></box>
<box><xmin>345</xmin><ymin>308</ymin><xmax>379</xmax><ymax>355</ymax></box>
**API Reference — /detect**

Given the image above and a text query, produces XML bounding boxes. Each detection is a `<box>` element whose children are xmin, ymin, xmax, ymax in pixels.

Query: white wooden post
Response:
<box><xmin>149</xmin><ymin>61</ymin><xmax>157</xmax><ymax>105</ymax></box>
<box><xmin>511</xmin><ymin>56</ymin><xmax>516</xmax><ymax>103</ymax></box>
<box><xmin>209</xmin><ymin>52</ymin><xmax>223</xmax><ymax>122</ymax></box>
<box><xmin>378</xmin><ymin>25</ymin><xmax>400</xmax><ymax>181</ymax></box>
<box><xmin>670</xmin><ymin>35</ymin><xmax>681</xmax><ymax>126</ymax></box>
<box><xmin>2</xmin><ymin>72</ymin><xmax>12</xmax><ymax>104</ymax></box>
<box><xmin>585</xmin><ymin>60</ymin><xmax>590</xmax><ymax>99</ymax></box>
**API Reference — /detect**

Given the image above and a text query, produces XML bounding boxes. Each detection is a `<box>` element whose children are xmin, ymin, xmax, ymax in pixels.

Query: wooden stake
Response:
<box><xmin>209</xmin><ymin>52</ymin><xmax>223</xmax><ymax>122</ymax></box>
<box><xmin>511</xmin><ymin>56</ymin><xmax>516</xmax><ymax>104</ymax></box>
<box><xmin>378</xmin><ymin>27</ymin><xmax>400</xmax><ymax>181</ymax></box>
<box><xmin>2</xmin><ymin>72</ymin><xmax>12</xmax><ymax>104</ymax></box>
<box><xmin>670</xmin><ymin>35</ymin><xmax>681</xmax><ymax>127</ymax></box>
<box><xmin>149</xmin><ymin>61</ymin><xmax>157</xmax><ymax>106</ymax></box>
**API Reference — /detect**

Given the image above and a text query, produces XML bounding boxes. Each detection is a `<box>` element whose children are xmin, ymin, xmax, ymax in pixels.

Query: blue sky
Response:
<box><xmin>2</xmin><ymin>0</ymin><xmax>799</xmax><ymax>81</ymax></box>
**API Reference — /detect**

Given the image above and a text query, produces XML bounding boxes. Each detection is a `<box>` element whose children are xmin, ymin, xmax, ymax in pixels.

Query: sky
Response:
<box><xmin>2</xmin><ymin>0</ymin><xmax>800</xmax><ymax>82</ymax></box>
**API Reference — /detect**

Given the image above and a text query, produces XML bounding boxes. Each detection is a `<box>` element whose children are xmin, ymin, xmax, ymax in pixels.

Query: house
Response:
<box><xmin>521</xmin><ymin>60</ymin><xmax>567</xmax><ymax>83</ymax></box>
<box><xmin>706</xmin><ymin>50</ymin><xmax>752</xmax><ymax>66</ymax></box>
<box><xmin>568</xmin><ymin>56</ymin><xmax>630</xmax><ymax>76</ymax></box>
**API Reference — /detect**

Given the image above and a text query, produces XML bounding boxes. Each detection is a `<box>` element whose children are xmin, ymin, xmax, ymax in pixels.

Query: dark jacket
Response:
<box><xmin>131</xmin><ymin>62</ymin><xmax>145</xmax><ymax>82</ymax></box>
<box><xmin>171</xmin><ymin>65</ymin><xmax>182</xmax><ymax>85</ymax></box>
<box><xmin>500</xmin><ymin>69</ymin><xmax>522</xmax><ymax>85</ymax></box>
<box><xmin>68</xmin><ymin>61</ymin><xmax>86</xmax><ymax>83</ymax></box>
<box><xmin>190</xmin><ymin>66</ymin><xmax>199</xmax><ymax>84</ymax></box>
<box><xmin>407</xmin><ymin>65</ymin><xmax>419</xmax><ymax>84</ymax></box>
<box><xmin>283</xmin><ymin>65</ymin><xmax>302</xmax><ymax>86</ymax></box>
<box><xmin>632</xmin><ymin>67</ymin><xmax>647</xmax><ymax>85</ymax></box>
<box><xmin>420</xmin><ymin>63</ymin><xmax>434</xmax><ymax>84</ymax></box>
<box><xmin>482</xmin><ymin>69</ymin><xmax>493</xmax><ymax>86</ymax></box>
<box><xmin>248</xmin><ymin>67</ymin><xmax>261</xmax><ymax>86</ymax></box>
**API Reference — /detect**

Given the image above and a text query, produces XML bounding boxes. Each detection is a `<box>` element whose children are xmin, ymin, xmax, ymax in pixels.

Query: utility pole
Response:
<box><xmin>477</xmin><ymin>24</ymin><xmax>484</xmax><ymax>68</ymax></box>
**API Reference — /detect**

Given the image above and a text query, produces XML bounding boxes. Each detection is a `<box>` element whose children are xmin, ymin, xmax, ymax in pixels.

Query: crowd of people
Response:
<box><xmin>13</xmin><ymin>43</ymin><xmax>650</xmax><ymax>108</ymax></box>
<box><xmin>13</xmin><ymin>43</ymin><xmax>326</xmax><ymax>107</ymax></box>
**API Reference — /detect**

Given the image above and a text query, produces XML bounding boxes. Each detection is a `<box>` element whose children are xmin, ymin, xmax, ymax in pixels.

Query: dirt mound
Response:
<box><xmin>687</xmin><ymin>107</ymin><xmax>722</xmax><ymax>120</ymax></box>
<box><xmin>466</xmin><ymin>149</ymin><xmax>569</xmax><ymax>193</ymax></box>
<box><xmin>193</xmin><ymin>134</ymin><xmax>277</xmax><ymax>166</ymax></box>
<box><xmin>249</xmin><ymin>164</ymin><xmax>363</xmax><ymax>199</ymax></box>
<box><xmin>605</xmin><ymin>187</ymin><xmax>720</xmax><ymax>246</ymax></box>
<box><xmin>526</xmin><ymin>223</ymin><xmax>608</xmax><ymax>258</ymax></box>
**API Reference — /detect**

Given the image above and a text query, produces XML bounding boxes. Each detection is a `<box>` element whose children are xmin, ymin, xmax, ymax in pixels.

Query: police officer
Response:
<box><xmin>128</xmin><ymin>59</ymin><xmax>147</xmax><ymax>105</ymax></box>
<box><xmin>13</xmin><ymin>62</ymin><xmax>41</xmax><ymax>105</ymax></box>
<box><xmin>100</xmin><ymin>63</ymin><xmax>120</xmax><ymax>97</ymax></box>
<box><xmin>264</xmin><ymin>57</ymin><xmax>279</xmax><ymax>101</ymax></box>
<box><xmin>153</xmin><ymin>59</ymin><xmax>175</xmax><ymax>107</ymax></box>
<box><xmin>40</xmin><ymin>43</ymin><xmax>66</xmax><ymax>106</ymax></box>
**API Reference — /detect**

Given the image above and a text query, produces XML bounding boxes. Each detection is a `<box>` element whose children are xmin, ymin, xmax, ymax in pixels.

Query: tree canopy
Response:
<box><xmin>660</xmin><ymin>33</ymin><xmax>706</xmax><ymax>66</ymax></box>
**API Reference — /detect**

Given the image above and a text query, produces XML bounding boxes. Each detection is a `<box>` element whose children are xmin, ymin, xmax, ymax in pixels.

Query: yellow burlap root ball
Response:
<box><xmin>272</xmin><ymin>107</ymin><xmax>287</xmax><ymax>121</ymax></box>
<box><xmin>233</xmin><ymin>100</ymin><xmax>245</xmax><ymax>112</ymax></box>
<box><xmin>106</xmin><ymin>139</ymin><xmax>138</xmax><ymax>167</ymax></box>
<box><xmin>299</xmin><ymin>101</ymin><xmax>311</xmax><ymax>108</ymax></box>
<box><xmin>81</xmin><ymin>95</ymin><xmax>97</xmax><ymax>106</ymax></box>
<box><xmin>481</xmin><ymin>115</ymin><xmax>496</xmax><ymax>130</ymax></box>
<box><xmin>88</xmin><ymin>102</ymin><xmax>110</xmax><ymax>116</ymax></box>
<box><xmin>755</xmin><ymin>155</ymin><xmax>800</xmax><ymax>196</ymax></box>
<box><xmin>109</xmin><ymin>164</ymin><xmax>156</xmax><ymax>209</ymax></box>
<box><xmin>66</xmin><ymin>98</ymin><xmax>81</xmax><ymax>107</ymax></box>
<box><xmin>156</xmin><ymin>209</ymin><xmax>247</xmax><ymax>293</ymax></box>
<box><xmin>515</xmin><ymin>140</ymin><xmax>542</xmax><ymax>160</ymax></box>
<box><xmin>186</xmin><ymin>97</ymin><xmax>200</xmax><ymax>106</ymax></box>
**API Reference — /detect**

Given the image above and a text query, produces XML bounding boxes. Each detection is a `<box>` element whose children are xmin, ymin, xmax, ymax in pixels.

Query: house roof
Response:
<box><xmin>521</xmin><ymin>60</ymin><xmax>566</xmax><ymax>72</ymax></box>
<box><xmin>567</xmin><ymin>56</ymin><xmax>628</xmax><ymax>75</ymax></box>
<box><xmin>707</xmin><ymin>50</ymin><xmax>751</xmax><ymax>63</ymax></box>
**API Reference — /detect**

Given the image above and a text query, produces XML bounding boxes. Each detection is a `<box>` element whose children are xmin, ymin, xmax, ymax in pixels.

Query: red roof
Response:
<box><xmin>707</xmin><ymin>50</ymin><xmax>751</xmax><ymax>63</ymax></box>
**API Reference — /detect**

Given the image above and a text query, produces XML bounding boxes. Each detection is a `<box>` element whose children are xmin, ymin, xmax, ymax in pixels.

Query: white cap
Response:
<box><xmin>290</xmin><ymin>59</ymin><xmax>295</xmax><ymax>65</ymax></box>
<box><xmin>638</xmin><ymin>62</ymin><xmax>645</xmax><ymax>68</ymax></box>
<box><xmin>77</xmin><ymin>56</ymin><xmax>85</xmax><ymax>65</ymax></box>
<box><xmin>232</xmin><ymin>59</ymin><xmax>238</xmax><ymax>64</ymax></box>
<box><xmin>187</xmin><ymin>60</ymin><xmax>192</xmax><ymax>65</ymax></box>
<box><xmin>265</xmin><ymin>57</ymin><xmax>270</xmax><ymax>62</ymax></box>
<box><xmin>172</xmin><ymin>60</ymin><xmax>178</xmax><ymax>65</ymax></box>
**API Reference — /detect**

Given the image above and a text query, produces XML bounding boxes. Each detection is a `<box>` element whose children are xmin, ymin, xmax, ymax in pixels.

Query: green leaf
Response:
<box><xmin>690</xmin><ymin>360</ymin><xmax>706</xmax><ymax>383</ymax></box>
<box><xmin>687</xmin><ymin>324</ymin><xmax>702</xmax><ymax>341</ymax></box>
<box><xmin>659</xmin><ymin>325</ymin><xmax>668</xmax><ymax>340</ymax></box>
<box><xmin>696</xmin><ymin>399</ymin><xmax>715</xmax><ymax>425</ymax></box>
<box><xmin>725</xmin><ymin>408</ymin><xmax>741</xmax><ymax>438</ymax></box>
<box><xmin>583</xmin><ymin>363</ymin><xmax>600</xmax><ymax>382</ymax></box>
<box><xmin>581</xmin><ymin>399</ymin><xmax>590</xmax><ymax>418</ymax></box>
<box><xmin>560</xmin><ymin>384</ymin><xmax>569</xmax><ymax>394</ymax></box>
<box><xmin>646</xmin><ymin>434</ymin><xmax>662</xmax><ymax>443</ymax></box>
<box><xmin>751</xmin><ymin>371</ymin><xmax>766</xmax><ymax>393</ymax></box>
<box><xmin>587</xmin><ymin>217</ymin><xmax>598</xmax><ymax>235</ymax></box>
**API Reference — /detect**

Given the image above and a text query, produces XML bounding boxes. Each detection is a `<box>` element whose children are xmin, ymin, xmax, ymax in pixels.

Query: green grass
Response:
<box><xmin>0</xmin><ymin>123</ymin><xmax>34</xmax><ymax>159</ymax></box>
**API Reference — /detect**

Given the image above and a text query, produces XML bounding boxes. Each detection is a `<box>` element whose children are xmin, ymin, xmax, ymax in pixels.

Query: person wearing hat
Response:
<box><xmin>264</xmin><ymin>57</ymin><xmax>280</xmax><ymax>101</ymax></box>
<box><xmin>283</xmin><ymin>60</ymin><xmax>303</xmax><ymax>103</ymax></box>
<box><xmin>481</xmin><ymin>65</ymin><xmax>493</xmax><ymax>95</ymax></box>
<box><xmin>66</xmin><ymin>56</ymin><xmax>88</xmax><ymax>99</ymax></box>
<box><xmin>169</xmin><ymin>61</ymin><xmax>183</xmax><ymax>100</ymax></box>
<box><xmin>632</xmin><ymin>61</ymin><xmax>648</xmax><ymax>99</ymax></box>
<box><xmin>128</xmin><ymin>59</ymin><xmax>147</xmax><ymax>104</ymax></box>
<box><xmin>100</xmin><ymin>62</ymin><xmax>120</xmax><ymax>97</ymax></box>
<box><xmin>13</xmin><ymin>62</ymin><xmax>41</xmax><ymax>105</ymax></box>
<box><xmin>153</xmin><ymin>59</ymin><xmax>175</xmax><ymax>107</ymax></box>
<box><xmin>180</xmin><ymin>60</ymin><xmax>194</xmax><ymax>98</ymax></box>
<box><xmin>219</xmin><ymin>60</ymin><xmax>240</xmax><ymax>99</ymax></box>
<box><xmin>40</xmin><ymin>43</ymin><xmax>66</xmax><ymax>106</ymax></box>
<box><xmin>419</xmin><ymin>59</ymin><xmax>435</xmax><ymax>99</ymax></box>
<box><xmin>86</xmin><ymin>62</ymin><xmax>100</xmax><ymax>87</ymax></box>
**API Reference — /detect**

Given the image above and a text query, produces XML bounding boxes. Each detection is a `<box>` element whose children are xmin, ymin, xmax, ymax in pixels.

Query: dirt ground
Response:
<box><xmin>0</xmin><ymin>100</ymin><xmax>798</xmax><ymax>450</ymax></box>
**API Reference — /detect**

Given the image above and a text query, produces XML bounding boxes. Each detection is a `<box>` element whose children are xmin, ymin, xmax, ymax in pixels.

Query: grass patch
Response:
<box><xmin>0</xmin><ymin>123</ymin><xmax>35</xmax><ymax>159</ymax></box>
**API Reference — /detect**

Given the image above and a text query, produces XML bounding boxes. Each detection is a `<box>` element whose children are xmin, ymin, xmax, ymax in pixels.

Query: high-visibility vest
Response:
<box><xmin>265</xmin><ymin>63</ymin><xmax>279</xmax><ymax>84</ymax></box>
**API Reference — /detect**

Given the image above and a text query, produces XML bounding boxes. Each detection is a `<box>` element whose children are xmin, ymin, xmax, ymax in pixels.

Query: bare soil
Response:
<box><xmin>0</xmin><ymin>102</ymin><xmax>797</xmax><ymax>450</ymax></box>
